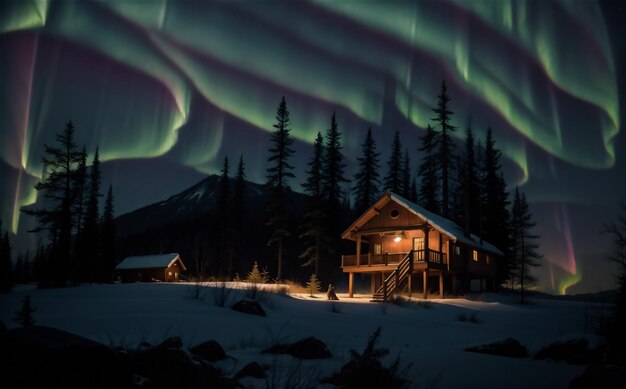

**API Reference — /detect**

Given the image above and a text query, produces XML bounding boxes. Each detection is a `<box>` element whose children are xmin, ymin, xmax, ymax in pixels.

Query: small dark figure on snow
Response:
<box><xmin>327</xmin><ymin>283</ymin><xmax>339</xmax><ymax>300</ymax></box>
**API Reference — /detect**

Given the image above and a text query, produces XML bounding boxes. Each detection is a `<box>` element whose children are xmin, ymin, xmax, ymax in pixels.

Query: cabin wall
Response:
<box><xmin>165</xmin><ymin>261</ymin><xmax>182</xmax><ymax>282</ymax></box>
<box><xmin>361</xmin><ymin>200</ymin><xmax>424</xmax><ymax>230</ymax></box>
<box><xmin>119</xmin><ymin>267</ymin><xmax>167</xmax><ymax>283</ymax></box>
<box><xmin>448</xmin><ymin>242</ymin><xmax>496</xmax><ymax>277</ymax></box>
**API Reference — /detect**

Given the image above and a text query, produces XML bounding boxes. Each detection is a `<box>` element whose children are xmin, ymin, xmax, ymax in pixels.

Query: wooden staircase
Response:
<box><xmin>372</xmin><ymin>250</ymin><xmax>413</xmax><ymax>302</ymax></box>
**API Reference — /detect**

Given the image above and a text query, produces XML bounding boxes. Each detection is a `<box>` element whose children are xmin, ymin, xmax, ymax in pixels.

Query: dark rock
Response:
<box><xmin>156</xmin><ymin>336</ymin><xmax>183</xmax><ymax>349</ymax></box>
<box><xmin>263</xmin><ymin>337</ymin><xmax>332</xmax><ymax>359</ymax></box>
<box><xmin>465</xmin><ymin>338</ymin><xmax>528</xmax><ymax>358</ymax></box>
<box><xmin>4</xmin><ymin>325</ymin><xmax>134</xmax><ymax>388</ymax></box>
<box><xmin>235</xmin><ymin>361</ymin><xmax>267</xmax><ymax>379</ymax></box>
<box><xmin>190</xmin><ymin>340</ymin><xmax>227</xmax><ymax>362</ymax></box>
<box><xmin>569</xmin><ymin>364</ymin><xmax>626</xmax><ymax>388</ymax></box>
<box><xmin>535</xmin><ymin>338</ymin><xmax>603</xmax><ymax>365</ymax></box>
<box><xmin>231</xmin><ymin>299</ymin><xmax>266</xmax><ymax>317</ymax></box>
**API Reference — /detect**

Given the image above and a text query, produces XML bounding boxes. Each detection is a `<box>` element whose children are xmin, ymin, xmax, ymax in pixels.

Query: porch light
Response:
<box><xmin>394</xmin><ymin>236</ymin><xmax>402</xmax><ymax>243</ymax></box>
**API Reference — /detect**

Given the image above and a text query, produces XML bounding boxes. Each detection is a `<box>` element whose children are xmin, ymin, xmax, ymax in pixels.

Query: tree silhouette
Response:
<box><xmin>266</xmin><ymin>96</ymin><xmax>295</xmax><ymax>280</ymax></box>
<box><xmin>511</xmin><ymin>188</ymin><xmax>541</xmax><ymax>304</ymax></box>
<box><xmin>0</xmin><ymin>225</ymin><xmax>12</xmax><ymax>292</ymax></box>
<box><xmin>353</xmin><ymin>128</ymin><xmax>381</xmax><ymax>213</ymax></box>
<box><xmin>101</xmin><ymin>185</ymin><xmax>116</xmax><ymax>282</ymax></box>
<box><xmin>417</xmin><ymin>124</ymin><xmax>440</xmax><ymax>214</ymax></box>
<box><xmin>384</xmin><ymin>130</ymin><xmax>402</xmax><ymax>194</ymax></box>
<box><xmin>22</xmin><ymin>121</ymin><xmax>84</xmax><ymax>286</ymax></box>
<box><xmin>431</xmin><ymin>80</ymin><xmax>457</xmax><ymax>218</ymax></box>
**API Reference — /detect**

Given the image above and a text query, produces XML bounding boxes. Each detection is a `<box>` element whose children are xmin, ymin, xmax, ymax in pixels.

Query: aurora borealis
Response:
<box><xmin>1</xmin><ymin>0</ymin><xmax>624</xmax><ymax>294</ymax></box>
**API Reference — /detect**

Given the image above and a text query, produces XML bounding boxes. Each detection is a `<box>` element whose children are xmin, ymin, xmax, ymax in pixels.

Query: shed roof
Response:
<box><xmin>115</xmin><ymin>253</ymin><xmax>186</xmax><ymax>271</ymax></box>
<box><xmin>342</xmin><ymin>192</ymin><xmax>503</xmax><ymax>256</ymax></box>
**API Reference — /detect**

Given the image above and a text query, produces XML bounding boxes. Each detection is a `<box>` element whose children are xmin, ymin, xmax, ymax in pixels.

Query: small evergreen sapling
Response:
<box><xmin>14</xmin><ymin>295</ymin><xmax>35</xmax><ymax>327</ymax></box>
<box><xmin>246</xmin><ymin>261</ymin><xmax>269</xmax><ymax>284</ymax></box>
<box><xmin>306</xmin><ymin>273</ymin><xmax>321</xmax><ymax>297</ymax></box>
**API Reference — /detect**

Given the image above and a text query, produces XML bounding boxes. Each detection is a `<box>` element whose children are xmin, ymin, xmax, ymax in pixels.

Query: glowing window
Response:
<box><xmin>373</xmin><ymin>243</ymin><xmax>382</xmax><ymax>255</ymax></box>
<box><xmin>486</xmin><ymin>255</ymin><xmax>490</xmax><ymax>265</ymax></box>
<box><xmin>168</xmin><ymin>271</ymin><xmax>172</xmax><ymax>276</ymax></box>
<box><xmin>472</xmin><ymin>250</ymin><xmax>478</xmax><ymax>262</ymax></box>
<box><xmin>390</xmin><ymin>208</ymin><xmax>400</xmax><ymax>219</ymax></box>
<box><xmin>455</xmin><ymin>246</ymin><xmax>460</xmax><ymax>255</ymax></box>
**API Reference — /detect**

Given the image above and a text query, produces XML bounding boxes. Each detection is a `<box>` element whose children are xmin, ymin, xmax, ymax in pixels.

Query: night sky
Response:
<box><xmin>1</xmin><ymin>0</ymin><xmax>624</xmax><ymax>295</ymax></box>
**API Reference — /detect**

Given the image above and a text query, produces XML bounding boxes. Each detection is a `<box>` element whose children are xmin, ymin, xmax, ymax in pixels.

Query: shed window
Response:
<box><xmin>486</xmin><ymin>255</ymin><xmax>490</xmax><ymax>265</ymax></box>
<box><xmin>472</xmin><ymin>250</ymin><xmax>478</xmax><ymax>262</ymax></box>
<box><xmin>455</xmin><ymin>246</ymin><xmax>460</xmax><ymax>255</ymax></box>
<box><xmin>168</xmin><ymin>271</ymin><xmax>172</xmax><ymax>276</ymax></box>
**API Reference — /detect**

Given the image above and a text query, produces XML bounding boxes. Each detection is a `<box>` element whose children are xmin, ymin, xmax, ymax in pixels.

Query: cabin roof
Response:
<box><xmin>115</xmin><ymin>253</ymin><xmax>186</xmax><ymax>271</ymax></box>
<box><xmin>341</xmin><ymin>192</ymin><xmax>504</xmax><ymax>256</ymax></box>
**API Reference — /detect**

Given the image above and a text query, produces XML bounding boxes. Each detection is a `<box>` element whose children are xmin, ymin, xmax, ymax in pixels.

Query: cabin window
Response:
<box><xmin>175</xmin><ymin>272</ymin><xmax>178</xmax><ymax>277</ymax></box>
<box><xmin>413</xmin><ymin>237</ymin><xmax>424</xmax><ymax>251</ymax></box>
<box><xmin>486</xmin><ymin>255</ymin><xmax>490</xmax><ymax>265</ymax></box>
<box><xmin>455</xmin><ymin>246</ymin><xmax>460</xmax><ymax>255</ymax></box>
<box><xmin>168</xmin><ymin>271</ymin><xmax>173</xmax><ymax>276</ymax></box>
<box><xmin>472</xmin><ymin>250</ymin><xmax>478</xmax><ymax>261</ymax></box>
<box><xmin>373</xmin><ymin>243</ymin><xmax>382</xmax><ymax>255</ymax></box>
<box><xmin>390</xmin><ymin>208</ymin><xmax>400</xmax><ymax>219</ymax></box>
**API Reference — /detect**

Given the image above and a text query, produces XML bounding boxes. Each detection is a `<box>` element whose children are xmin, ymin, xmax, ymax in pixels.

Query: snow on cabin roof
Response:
<box><xmin>115</xmin><ymin>253</ymin><xmax>186</xmax><ymax>271</ymax></box>
<box><xmin>342</xmin><ymin>192</ymin><xmax>504</xmax><ymax>256</ymax></box>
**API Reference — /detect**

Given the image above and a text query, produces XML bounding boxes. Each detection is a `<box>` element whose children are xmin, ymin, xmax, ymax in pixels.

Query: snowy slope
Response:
<box><xmin>0</xmin><ymin>283</ymin><xmax>593</xmax><ymax>387</ymax></box>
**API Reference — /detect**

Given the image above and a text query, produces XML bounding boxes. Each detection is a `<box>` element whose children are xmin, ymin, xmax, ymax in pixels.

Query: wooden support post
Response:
<box><xmin>371</xmin><ymin>274</ymin><xmax>376</xmax><ymax>293</ymax></box>
<box><xmin>349</xmin><ymin>272</ymin><xmax>354</xmax><ymax>298</ymax></box>
<box><xmin>423</xmin><ymin>270</ymin><xmax>428</xmax><ymax>299</ymax></box>
<box><xmin>452</xmin><ymin>275</ymin><xmax>457</xmax><ymax>296</ymax></box>
<box><xmin>439</xmin><ymin>272</ymin><xmax>444</xmax><ymax>299</ymax></box>
<box><xmin>408</xmin><ymin>275</ymin><xmax>412</xmax><ymax>298</ymax></box>
<box><xmin>424</xmin><ymin>228</ymin><xmax>430</xmax><ymax>262</ymax></box>
<box><xmin>356</xmin><ymin>235</ymin><xmax>361</xmax><ymax>266</ymax></box>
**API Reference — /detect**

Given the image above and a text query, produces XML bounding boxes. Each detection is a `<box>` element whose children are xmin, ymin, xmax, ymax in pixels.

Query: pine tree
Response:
<box><xmin>1</xmin><ymin>228</ymin><xmax>12</xmax><ymax>292</ymax></box>
<box><xmin>266</xmin><ymin>96</ymin><xmax>295</xmax><ymax>280</ymax></box>
<box><xmin>73</xmin><ymin>148</ymin><xmax>88</xmax><ymax>234</ymax></box>
<box><xmin>231</xmin><ymin>155</ymin><xmax>246</xmax><ymax>277</ymax></box>
<box><xmin>21</xmin><ymin>121</ymin><xmax>84</xmax><ymax>286</ymax></box>
<box><xmin>481</xmin><ymin>128</ymin><xmax>513</xmax><ymax>287</ymax></box>
<box><xmin>401</xmin><ymin>149</ymin><xmax>412</xmax><ymax>199</ymax></box>
<box><xmin>246</xmin><ymin>261</ymin><xmax>268</xmax><ymax>284</ymax></box>
<box><xmin>417</xmin><ymin>125</ymin><xmax>440</xmax><ymax>213</ymax></box>
<box><xmin>511</xmin><ymin>188</ymin><xmax>542</xmax><ymax>304</ymax></box>
<box><xmin>353</xmin><ymin>128</ymin><xmax>381</xmax><ymax>213</ymax></box>
<box><xmin>14</xmin><ymin>295</ymin><xmax>35</xmax><ymax>327</ymax></box>
<box><xmin>384</xmin><ymin>130</ymin><xmax>403</xmax><ymax>193</ymax></box>
<box><xmin>83</xmin><ymin>147</ymin><xmax>102</xmax><ymax>282</ymax></box>
<box><xmin>431</xmin><ymin>80</ymin><xmax>457</xmax><ymax>218</ymax></box>
<box><xmin>101</xmin><ymin>185</ymin><xmax>115</xmax><ymax>282</ymax></box>
<box><xmin>216</xmin><ymin>156</ymin><xmax>230</xmax><ymax>277</ymax></box>
<box><xmin>409</xmin><ymin>177</ymin><xmax>418</xmax><ymax>203</ymax></box>
<box><xmin>306</xmin><ymin>273</ymin><xmax>322</xmax><ymax>297</ymax></box>
<box><xmin>453</xmin><ymin>126</ymin><xmax>480</xmax><ymax>236</ymax></box>
<box><xmin>300</xmin><ymin>133</ymin><xmax>331</xmax><ymax>276</ymax></box>
<box><xmin>322</xmin><ymin>112</ymin><xmax>348</xmax><ymax>216</ymax></box>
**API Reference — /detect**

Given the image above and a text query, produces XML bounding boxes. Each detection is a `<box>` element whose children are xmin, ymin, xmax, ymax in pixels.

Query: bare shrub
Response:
<box><xmin>212</xmin><ymin>281</ymin><xmax>232</xmax><ymax>307</ymax></box>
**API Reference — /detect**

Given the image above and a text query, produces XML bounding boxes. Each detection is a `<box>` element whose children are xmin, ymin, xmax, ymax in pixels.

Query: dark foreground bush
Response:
<box><xmin>465</xmin><ymin>338</ymin><xmax>528</xmax><ymax>358</ymax></box>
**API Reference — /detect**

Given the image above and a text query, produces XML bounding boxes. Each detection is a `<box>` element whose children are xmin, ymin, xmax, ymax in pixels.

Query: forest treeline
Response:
<box><xmin>1</xmin><ymin>80</ymin><xmax>541</xmax><ymax>295</ymax></box>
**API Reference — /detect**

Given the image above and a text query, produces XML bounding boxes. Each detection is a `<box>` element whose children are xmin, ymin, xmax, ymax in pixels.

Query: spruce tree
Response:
<box><xmin>14</xmin><ymin>295</ymin><xmax>35</xmax><ymax>327</ymax></box>
<box><xmin>409</xmin><ymin>177</ymin><xmax>418</xmax><ymax>203</ymax></box>
<box><xmin>231</xmin><ymin>155</ymin><xmax>246</xmax><ymax>276</ymax></box>
<box><xmin>300</xmin><ymin>133</ymin><xmax>330</xmax><ymax>276</ymax></box>
<box><xmin>417</xmin><ymin>125</ymin><xmax>440</xmax><ymax>213</ymax></box>
<box><xmin>401</xmin><ymin>148</ymin><xmax>412</xmax><ymax>199</ymax></box>
<box><xmin>83</xmin><ymin>147</ymin><xmax>102</xmax><ymax>282</ymax></box>
<box><xmin>216</xmin><ymin>156</ymin><xmax>230</xmax><ymax>277</ymax></box>
<box><xmin>482</xmin><ymin>128</ymin><xmax>513</xmax><ymax>287</ymax></box>
<box><xmin>306</xmin><ymin>273</ymin><xmax>322</xmax><ymax>297</ymax></box>
<box><xmin>101</xmin><ymin>185</ymin><xmax>115</xmax><ymax>282</ymax></box>
<box><xmin>322</xmin><ymin>112</ymin><xmax>348</xmax><ymax>216</ymax></box>
<box><xmin>384</xmin><ymin>130</ymin><xmax>403</xmax><ymax>194</ymax></box>
<box><xmin>1</xmin><ymin>228</ymin><xmax>12</xmax><ymax>292</ymax></box>
<box><xmin>353</xmin><ymin>128</ymin><xmax>381</xmax><ymax>213</ymax></box>
<box><xmin>266</xmin><ymin>96</ymin><xmax>295</xmax><ymax>280</ymax></box>
<box><xmin>511</xmin><ymin>188</ymin><xmax>542</xmax><ymax>304</ymax></box>
<box><xmin>22</xmin><ymin>121</ymin><xmax>84</xmax><ymax>286</ymax></box>
<box><xmin>431</xmin><ymin>80</ymin><xmax>457</xmax><ymax>218</ymax></box>
<box><xmin>69</xmin><ymin>147</ymin><xmax>88</xmax><ymax>283</ymax></box>
<box><xmin>454</xmin><ymin>126</ymin><xmax>480</xmax><ymax>236</ymax></box>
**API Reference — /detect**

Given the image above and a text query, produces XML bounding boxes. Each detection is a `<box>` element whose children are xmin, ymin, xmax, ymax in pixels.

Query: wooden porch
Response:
<box><xmin>341</xmin><ymin>249</ymin><xmax>448</xmax><ymax>272</ymax></box>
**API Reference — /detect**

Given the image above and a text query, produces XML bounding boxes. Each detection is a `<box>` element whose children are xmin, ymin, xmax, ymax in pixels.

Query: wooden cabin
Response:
<box><xmin>115</xmin><ymin>253</ymin><xmax>186</xmax><ymax>283</ymax></box>
<box><xmin>341</xmin><ymin>192</ymin><xmax>503</xmax><ymax>300</ymax></box>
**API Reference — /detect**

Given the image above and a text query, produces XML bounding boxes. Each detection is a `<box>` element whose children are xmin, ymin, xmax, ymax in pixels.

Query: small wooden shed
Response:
<box><xmin>115</xmin><ymin>253</ymin><xmax>186</xmax><ymax>283</ymax></box>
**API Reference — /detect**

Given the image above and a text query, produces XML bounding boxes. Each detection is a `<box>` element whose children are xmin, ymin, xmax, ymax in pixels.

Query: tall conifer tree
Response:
<box><xmin>266</xmin><ymin>97</ymin><xmax>295</xmax><ymax>280</ymax></box>
<box><xmin>431</xmin><ymin>80</ymin><xmax>456</xmax><ymax>218</ymax></box>
<box><xmin>384</xmin><ymin>130</ymin><xmax>403</xmax><ymax>194</ymax></box>
<box><xmin>101</xmin><ymin>185</ymin><xmax>115</xmax><ymax>282</ymax></box>
<box><xmin>353</xmin><ymin>128</ymin><xmax>381</xmax><ymax>213</ymax></box>
<box><xmin>511</xmin><ymin>188</ymin><xmax>542</xmax><ymax>304</ymax></box>
<box><xmin>402</xmin><ymin>148</ymin><xmax>412</xmax><ymax>199</ymax></box>
<box><xmin>417</xmin><ymin>125</ymin><xmax>440</xmax><ymax>213</ymax></box>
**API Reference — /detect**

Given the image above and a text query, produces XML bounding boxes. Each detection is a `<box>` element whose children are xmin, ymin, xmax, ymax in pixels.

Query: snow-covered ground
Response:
<box><xmin>0</xmin><ymin>283</ymin><xmax>597</xmax><ymax>387</ymax></box>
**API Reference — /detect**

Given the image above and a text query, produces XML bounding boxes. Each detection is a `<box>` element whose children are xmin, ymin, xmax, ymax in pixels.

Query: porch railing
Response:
<box><xmin>342</xmin><ymin>250</ymin><xmax>447</xmax><ymax>267</ymax></box>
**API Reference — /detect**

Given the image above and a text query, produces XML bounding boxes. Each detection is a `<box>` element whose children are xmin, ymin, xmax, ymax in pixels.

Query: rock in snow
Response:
<box><xmin>190</xmin><ymin>339</ymin><xmax>227</xmax><ymax>362</ymax></box>
<box><xmin>263</xmin><ymin>337</ymin><xmax>332</xmax><ymax>359</ymax></box>
<box><xmin>465</xmin><ymin>337</ymin><xmax>529</xmax><ymax>358</ymax></box>
<box><xmin>231</xmin><ymin>299</ymin><xmax>266</xmax><ymax>317</ymax></box>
